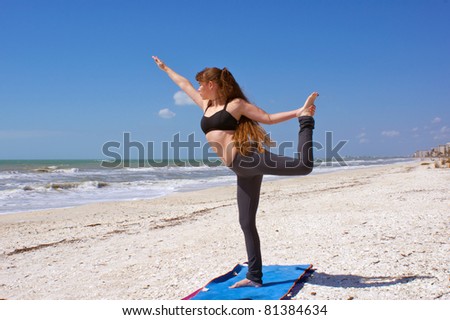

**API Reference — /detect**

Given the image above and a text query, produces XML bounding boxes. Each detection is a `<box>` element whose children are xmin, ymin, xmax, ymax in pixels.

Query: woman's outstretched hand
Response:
<box><xmin>152</xmin><ymin>56</ymin><xmax>167</xmax><ymax>71</ymax></box>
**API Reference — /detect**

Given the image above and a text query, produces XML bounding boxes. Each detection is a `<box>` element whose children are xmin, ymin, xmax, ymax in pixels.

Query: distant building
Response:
<box><xmin>413</xmin><ymin>150</ymin><xmax>430</xmax><ymax>158</ymax></box>
<box><xmin>413</xmin><ymin>142</ymin><xmax>449</xmax><ymax>158</ymax></box>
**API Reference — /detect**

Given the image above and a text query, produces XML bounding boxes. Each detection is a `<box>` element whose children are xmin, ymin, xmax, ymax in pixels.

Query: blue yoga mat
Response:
<box><xmin>184</xmin><ymin>264</ymin><xmax>312</xmax><ymax>300</ymax></box>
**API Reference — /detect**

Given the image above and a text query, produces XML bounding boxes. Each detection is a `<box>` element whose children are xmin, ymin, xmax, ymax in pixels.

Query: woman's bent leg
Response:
<box><xmin>233</xmin><ymin>116</ymin><xmax>315</xmax><ymax>176</ymax></box>
<box><xmin>267</xmin><ymin>116</ymin><xmax>314</xmax><ymax>174</ymax></box>
<box><xmin>296</xmin><ymin>116</ymin><xmax>315</xmax><ymax>171</ymax></box>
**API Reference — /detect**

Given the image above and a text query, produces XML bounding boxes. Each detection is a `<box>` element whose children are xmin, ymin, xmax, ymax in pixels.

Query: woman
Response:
<box><xmin>152</xmin><ymin>56</ymin><xmax>318</xmax><ymax>288</ymax></box>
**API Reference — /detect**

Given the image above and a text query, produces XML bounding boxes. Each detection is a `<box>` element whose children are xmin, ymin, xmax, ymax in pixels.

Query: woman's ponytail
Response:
<box><xmin>220</xmin><ymin>68</ymin><xmax>233</xmax><ymax>101</ymax></box>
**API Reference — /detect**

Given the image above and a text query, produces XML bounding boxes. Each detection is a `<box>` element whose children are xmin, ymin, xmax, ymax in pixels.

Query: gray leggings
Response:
<box><xmin>228</xmin><ymin>116</ymin><xmax>315</xmax><ymax>284</ymax></box>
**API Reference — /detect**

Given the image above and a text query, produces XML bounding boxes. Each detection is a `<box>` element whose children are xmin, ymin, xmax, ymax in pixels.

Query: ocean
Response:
<box><xmin>0</xmin><ymin>157</ymin><xmax>415</xmax><ymax>215</ymax></box>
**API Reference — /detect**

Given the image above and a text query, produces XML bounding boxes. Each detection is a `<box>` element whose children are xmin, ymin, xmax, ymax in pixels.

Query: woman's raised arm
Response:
<box><xmin>152</xmin><ymin>56</ymin><xmax>205</xmax><ymax>109</ymax></box>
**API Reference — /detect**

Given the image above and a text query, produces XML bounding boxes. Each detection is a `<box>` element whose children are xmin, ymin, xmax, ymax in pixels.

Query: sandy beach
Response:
<box><xmin>0</xmin><ymin>161</ymin><xmax>449</xmax><ymax>300</ymax></box>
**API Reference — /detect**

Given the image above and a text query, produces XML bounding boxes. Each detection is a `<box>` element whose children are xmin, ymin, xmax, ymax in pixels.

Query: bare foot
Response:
<box><xmin>297</xmin><ymin>104</ymin><xmax>316</xmax><ymax>117</ymax></box>
<box><xmin>296</xmin><ymin>92</ymin><xmax>319</xmax><ymax>117</ymax></box>
<box><xmin>229</xmin><ymin>278</ymin><xmax>262</xmax><ymax>289</ymax></box>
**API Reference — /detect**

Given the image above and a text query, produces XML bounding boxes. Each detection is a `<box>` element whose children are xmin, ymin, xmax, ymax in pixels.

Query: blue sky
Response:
<box><xmin>1</xmin><ymin>0</ymin><xmax>449</xmax><ymax>160</ymax></box>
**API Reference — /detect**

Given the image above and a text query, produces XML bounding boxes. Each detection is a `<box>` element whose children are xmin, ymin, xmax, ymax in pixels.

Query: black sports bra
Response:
<box><xmin>200</xmin><ymin>103</ymin><xmax>239</xmax><ymax>134</ymax></box>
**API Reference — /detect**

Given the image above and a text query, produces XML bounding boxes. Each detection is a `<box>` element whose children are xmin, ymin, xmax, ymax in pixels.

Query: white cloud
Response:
<box><xmin>381</xmin><ymin>130</ymin><xmax>400</xmax><ymax>137</ymax></box>
<box><xmin>430</xmin><ymin>126</ymin><xmax>450</xmax><ymax>140</ymax></box>
<box><xmin>440</xmin><ymin>126</ymin><xmax>449</xmax><ymax>134</ymax></box>
<box><xmin>158</xmin><ymin>108</ymin><xmax>176</xmax><ymax>119</ymax></box>
<box><xmin>357</xmin><ymin>132</ymin><xmax>369</xmax><ymax>144</ymax></box>
<box><xmin>359</xmin><ymin>138</ymin><xmax>369</xmax><ymax>144</ymax></box>
<box><xmin>411</xmin><ymin>127</ymin><xmax>420</xmax><ymax>138</ymax></box>
<box><xmin>432</xmin><ymin>117</ymin><xmax>441</xmax><ymax>124</ymax></box>
<box><xmin>432</xmin><ymin>126</ymin><xmax>450</xmax><ymax>140</ymax></box>
<box><xmin>173</xmin><ymin>91</ymin><xmax>195</xmax><ymax>106</ymax></box>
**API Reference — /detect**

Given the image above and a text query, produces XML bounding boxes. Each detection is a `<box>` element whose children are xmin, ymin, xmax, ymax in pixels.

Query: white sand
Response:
<box><xmin>0</xmin><ymin>162</ymin><xmax>449</xmax><ymax>300</ymax></box>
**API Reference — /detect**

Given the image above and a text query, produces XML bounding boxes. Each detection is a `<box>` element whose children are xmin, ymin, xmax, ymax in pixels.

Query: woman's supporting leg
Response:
<box><xmin>236</xmin><ymin>174</ymin><xmax>264</xmax><ymax>284</ymax></box>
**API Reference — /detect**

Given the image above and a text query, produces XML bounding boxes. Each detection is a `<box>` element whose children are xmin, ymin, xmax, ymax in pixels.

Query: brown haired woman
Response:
<box><xmin>152</xmin><ymin>56</ymin><xmax>318</xmax><ymax>288</ymax></box>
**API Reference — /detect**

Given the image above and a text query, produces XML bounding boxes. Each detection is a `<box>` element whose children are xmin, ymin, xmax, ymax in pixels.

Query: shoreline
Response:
<box><xmin>0</xmin><ymin>162</ymin><xmax>448</xmax><ymax>299</ymax></box>
<box><xmin>0</xmin><ymin>158</ymin><xmax>417</xmax><ymax>216</ymax></box>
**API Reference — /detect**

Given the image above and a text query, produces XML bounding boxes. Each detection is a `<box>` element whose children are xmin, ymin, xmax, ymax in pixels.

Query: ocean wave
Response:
<box><xmin>33</xmin><ymin>166</ymin><xmax>59</xmax><ymax>173</ymax></box>
<box><xmin>124</xmin><ymin>167</ymin><xmax>158</xmax><ymax>172</ymax></box>
<box><xmin>22</xmin><ymin>181</ymin><xmax>109</xmax><ymax>191</ymax></box>
<box><xmin>1</xmin><ymin>170</ymin><xmax>20</xmax><ymax>175</ymax></box>
<box><xmin>33</xmin><ymin>166</ymin><xmax>80</xmax><ymax>174</ymax></box>
<box><xmin>49</xmin><ymin>181</ymin><xmax>108</xmax><ymax>190</ymax></box>
<box><xmin>53</xmin><ymin>168</ymin><xmax>80</xmax><ymax>174</ymax></box>
<box><xmin>0</xmin><ymin>172</ymin><xmax>20</xmax><ymax>180</ymax></box>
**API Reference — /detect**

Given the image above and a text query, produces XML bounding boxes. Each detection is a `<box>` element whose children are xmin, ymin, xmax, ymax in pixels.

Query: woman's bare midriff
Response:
<box><xmin>205</xmin><ymin>130</ymin><xmax>237</xmax><ymax>166</ymax></box>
